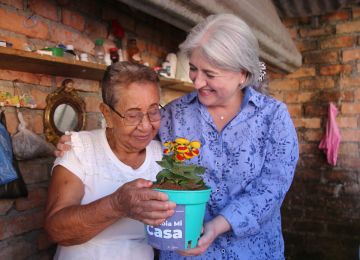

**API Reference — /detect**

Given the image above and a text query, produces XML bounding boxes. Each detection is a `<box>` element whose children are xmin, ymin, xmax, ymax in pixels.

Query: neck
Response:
<box><xmin>208</xmin><ymin>90</ymin><xmax>243</xmax><ymax>131</ymax></box>
<box><xmin>105</xmin><ymin>128</ymin><xmax>146</xmax><ymax>169</ymax></box>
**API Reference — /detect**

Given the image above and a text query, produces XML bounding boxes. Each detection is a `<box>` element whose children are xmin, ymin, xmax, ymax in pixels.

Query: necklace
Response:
<box><xmin>220</xmin><ymin>116</ymin><xmax>225</xmax><ymax>120</ymax></box>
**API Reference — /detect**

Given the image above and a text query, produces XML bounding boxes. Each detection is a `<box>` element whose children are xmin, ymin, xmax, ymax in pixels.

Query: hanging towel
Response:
<box><xmin>319</xmin><ymin>103</ymin><xmax>341</xmax><ymax>166</ymax></box>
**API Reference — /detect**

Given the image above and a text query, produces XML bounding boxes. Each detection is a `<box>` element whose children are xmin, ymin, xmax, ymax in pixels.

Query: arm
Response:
<box><xmin>220</xmin><ymin>104</ymin><xmax>299</xmax><ymax>238</ymax></box>
<box><xmin>45</xmin><ymin>166</ymin><xmax>176</xmax><ymax>246</ymax></box>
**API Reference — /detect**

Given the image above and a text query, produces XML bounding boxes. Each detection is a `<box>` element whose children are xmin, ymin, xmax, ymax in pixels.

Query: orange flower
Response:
<box><xmin>176</xmin><ymin>145</ymin><xmax>189</xmax><ymax>153</ymax></box>
<box><xmin>163</xmin><ymin>148</ymin><xmax>170</xmax><ymax>154</ymax></box>
<box><xmin>184</xmin><ymin>151</ymin><xmax>194</xmax><ymax>159</ymax></box>
<box><xmin>192</xmin><ymin>148</ymin><xmax>200</xmax><ymax>156</ymax></box>
<box><xmin>175</xmin><ymin>153</ymin><xmax>185</xmax><ymax>162</ymax></box>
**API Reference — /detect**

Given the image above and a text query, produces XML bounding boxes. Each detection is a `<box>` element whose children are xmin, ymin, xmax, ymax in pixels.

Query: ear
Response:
<box><xmin>100</xmin><ymin>103</ymin><xmax>114</xmax><ymax>128</ymax></box>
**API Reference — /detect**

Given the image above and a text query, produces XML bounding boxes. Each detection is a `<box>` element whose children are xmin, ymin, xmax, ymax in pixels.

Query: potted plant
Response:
<box><xmin>145</xmin><ymin>138</ymin><xmax>211</xmax><ymax>251</ymax></box>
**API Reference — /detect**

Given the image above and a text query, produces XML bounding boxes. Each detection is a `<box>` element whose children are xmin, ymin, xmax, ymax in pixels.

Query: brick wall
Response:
<box><xmin>269</xmin><ymin>6</ymin><xmax>360</xmax><ymax>260</ymax></box>
<box><xmin>0</xmin><ymin>0</ymin><xmax>185</xmax><ymax>258</ymax></box>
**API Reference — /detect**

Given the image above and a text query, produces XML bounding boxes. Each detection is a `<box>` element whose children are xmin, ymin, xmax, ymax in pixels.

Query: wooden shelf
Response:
<box><xmin>0</xmin><ymin>47</ymin><xmax>193</xmax><ymax>92</ymax></box>
<box><xmin>159</xmin><ymin>77</ymin><xmax>193</xmax><ymax>92</ymax></box>
<box><xmin>0</xmin><ymin>46</ymin><xmax>107</xmax><ymax>80</ymax></box>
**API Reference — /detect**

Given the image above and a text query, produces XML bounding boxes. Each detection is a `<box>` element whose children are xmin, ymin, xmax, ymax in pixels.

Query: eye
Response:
<box><xmin>189</xmin><ymin>65</ymin><xmax>197</xmax><ymax>71</ymax></box>
<box><xmin>205</xmin><ymin>72</ymin><xmax>215</xmax><ymax>79</ymax></box>
<box><xmin>125</xmin><ymin>112</ymin><xmax>140</xmax><ymax>119</ymax></box>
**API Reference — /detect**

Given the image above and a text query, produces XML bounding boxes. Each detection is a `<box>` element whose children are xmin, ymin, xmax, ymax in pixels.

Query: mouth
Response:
<box><xmin>198</xmin><ymin>87</ymin><xmax>215</xmax><ymax>96</ymax></box>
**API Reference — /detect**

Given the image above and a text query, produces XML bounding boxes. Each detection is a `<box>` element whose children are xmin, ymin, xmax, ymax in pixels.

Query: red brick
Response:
<box><xmin>320</xmin><ymin>36</ymin><xmax>354</xmax><ymax>49</ymax></box>
<box><xmin>286</xmin><ymin>91</ymin><xmax>314</xmax><ymax>103</ymax></box>
<box><xmin>355</xmin><ymin>89</ymin><xmax>360</xmax><ymax>101</ymax></box>
<box><xmin>301</xmin><ymin>77</ymin><xmax>335</xmax><ymax>90</ymax></box>
<box><xmin>338</xmin><ymin>157</ymin><xmax>360</xmax><ymax>169</ymax></box>
<box><xmin>322</xmin><ymin>10</ymin><xmax>350</xmax><ymax>22</ymax></box>
<box><xmin>0</xmin><ymin>33</ymin><xmax>28</xmax><ymax>50</ymax></box>
<box><xmin>358</xmin><ymin>63</ymin><xmax>360</xmax><ymax>73</ymax></box>
<box><xmin>354</xmin><ymin>7</ymin><xmax>360</xmax><ymax>18</ymax></box>
<box><xmin>85</xmin><ymin>113</ymin><xmax>102</xmax><ymax>130</ymax></box>
<box><xmin>49</xmin><ymin>24</ymin><xmax>94</xmax><ymax>54</ymax></box>
<box><xmin>0</xmin><ymin>211</ymin><xmax>43</xmax><ymax>240</ymax></box>
<box><xmin>336</xmin><ymin>20</ymin><xmax>360</xmax><ymax>33</ymax></box>
<box><xmin>0</xmin><ymin>0</ymin><xmax>23</xmax><ymax>9</ymax></box>
<box><xmin>15</xmin><ymin>187</ymin><xmax>47</xmax><ymax>211</ymax></box>
<box><xmin>55</xmin><ymin>77</ymin><xmax>100</xmax><ymax>93</ymax></box>
<box><xmin>0</xmin><ymin>9</ymin><xmax>49</xmax><ymax>40</ymax></box>
<box><xmin>299</xmin><ymin>143</ymin><xmax>318</xmax><ymax>154</ymax></box>
<box><xmin>62</xmin><ymin>9</ymin><xmax>85</xmax><ymax>31</ymax></box>
<box><xmin>30</xmin><ymin>88</ymin><xmax>48</xmax><ymax>109</ymax></box>
<box><xmin>287</xmin><ymin>67</ymin><xmax>316</xmax><ymax>79</ymax></box>
<box><xmin>343</xmin><ymin>49</ymin><xmax>360</xmax><ymax>62</ymax></box>
<box><xmin>339</xmin><ymin>76</ymin><xmax>360</xmax><ymax>89</ymax></box>
<box><xmin>18</xmin><ymin>159</ymin><xmax>52</xmax><ymax>184</ymax></box>
<box><xmin>29</xmin><ymin>0</ymin><xmax>58</xmax><ymax>21</ymax></box>
<box><xmin>295</xmin><ymin>40</ymin><xmax>317</xmax><ymax>52</ymax></box>
<box><xmin>3</xmin><ymin>109</ymin><xmax>18</xmax><ymax>134</ymax></box>
<box><xmin>319</xmin><ymin>64</ymin><xmax>352</xmax><ymax>75</ymax></box>
<box><xmin>341</xmin><ymin>129</ymin><xmax>360</xmax><ymax>141</ymax></box>
<box><xmin>0</xmin><ymin>239</ymin><xmax>34</xmax><ymax>260</ymax></box>
<box><xmin>339</xmin><ymin>143</ymin><xmax>359</xmax><ymax>155</ymax></box>
<box><xmin>304</xmin><ymin>129</ymin><xmax>323</xmax><ymax>141</ymax></box>
<box><xmin>337</xmin><ymin>117</ymin><xmax>358</xmax><ymax>128</ymax></box>
<box><xmin>270</xmin><ymin>91</ymin><xmax>284</xmax><ymax>102</ymax></box>
<box><xmin>0</xmin><ymin>200</ymin><xmax>14</xmax><ymax>215</ymax></box>
<box><xmin>287</xmin><ymin>104</ymin><xmax>302</xmax><ymax>118</ymax></box>
<box><xmin>0</xmin><ymin>70</ymin><xmax>52</xmax><ymax>86</ymax></box>
<box><xmin>299</xmin><ymin>26</ymin><xmax>334</xmax><ymax>37</ymax></box>
<box><xmin>341</xmin><ymin>103</ymin><xmax>360</xmax><ymax>115</ymax></box>
<box><xmin>84</xmin><ymin>95</ymin><xmax>101</xmax><ymax>112</ymax></box>
<box><xmin>293</xmin><ymin>118</ymin><xmax>321</xmax><ymax>129</ymax></box>
<box><xmin>269</xmin><ymin>79</ymin><xmax>299</xmax><ymax>91</ymax></box>
<box><xmin>316</xmin><ymin>91</ymin><xmax>342</xmax><ymax>103</ymax></box>
<box><xmin>85</xmin><ymin>18</ymin><xmax>108</xmax><ymax>39</ymax></box>
<box><xmin>303</xmin><ymin>51</ymin><xmax>338</xmax><ymax>64</ymax></box>
<box><xmin>304</xmin><ymin>104</ymin><xmax>328</xmax><ymax>117</ymax></box>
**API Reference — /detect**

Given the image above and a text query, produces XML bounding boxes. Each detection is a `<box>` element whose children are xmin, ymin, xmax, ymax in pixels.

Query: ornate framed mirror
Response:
<box><xmin>44</xmin><ymin>79</ymin><xmax>86</xmax><ymax>145</ymax></box>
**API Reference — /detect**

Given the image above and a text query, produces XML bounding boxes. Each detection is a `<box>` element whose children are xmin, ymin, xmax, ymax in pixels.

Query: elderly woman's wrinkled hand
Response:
<box><xmin>110</xmin><ymin>178</ymin><xmax>176</xmax><ymax>226</ymax></box>
<box><xmin>54</xmin><ymin>134</ymin><xmax>72</xmax><ymax>157</ymax></box>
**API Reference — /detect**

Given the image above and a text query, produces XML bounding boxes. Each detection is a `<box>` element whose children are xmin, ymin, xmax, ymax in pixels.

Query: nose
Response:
<box><xmin>192</xmin><ymin>72</ymin><xmax>207</xmax><ymax>89</ymax></box>
<box><xmin>137</xmin><ymin>114</ymin><xmax>152</xmax><ymax>130</ymax></box>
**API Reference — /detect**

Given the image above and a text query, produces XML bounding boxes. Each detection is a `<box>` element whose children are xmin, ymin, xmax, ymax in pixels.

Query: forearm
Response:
<box><xmin>210</xmin><ymin>215</ymin><xmax>231</xmax><ymax>237</ymax></box>
<box><xmin>45</xmin><ymin>194</ymin><xmax>123</xmax><ymax>246</ymax></box>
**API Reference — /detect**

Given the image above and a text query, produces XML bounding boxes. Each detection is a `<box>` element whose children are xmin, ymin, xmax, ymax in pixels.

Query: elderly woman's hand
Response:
<box><xmin>54</xmin><ymin>134</ymin><xmax>72</xmax><ymax>157</ymax></box>
<box><xmin>110</xmin><ymin>178</ymin><xmax>176</xmax><ymax>226</ymax></box>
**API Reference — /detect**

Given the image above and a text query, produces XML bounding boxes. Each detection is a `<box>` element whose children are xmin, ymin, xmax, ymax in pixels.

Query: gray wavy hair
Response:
<box><xmin>179</xmin><ymin>13</ymin><xmax>266</xmax><ymax>93</ymax></box>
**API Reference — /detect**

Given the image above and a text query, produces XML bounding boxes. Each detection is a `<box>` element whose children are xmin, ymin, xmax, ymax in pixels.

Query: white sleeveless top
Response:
<box><xmin>53</xmin><ymin>129</ymin><xmax>163</xmax><ymax>260</ymax></box>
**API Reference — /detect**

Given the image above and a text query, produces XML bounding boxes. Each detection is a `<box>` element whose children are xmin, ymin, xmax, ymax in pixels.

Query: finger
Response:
<box><xmin>59</xmin><ymin>134</ymin><xmax>72</xmax><ymax>143</ymax></box>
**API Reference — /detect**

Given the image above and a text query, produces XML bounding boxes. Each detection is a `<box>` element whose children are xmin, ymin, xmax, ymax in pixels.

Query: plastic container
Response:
<box><xmin>64</xmin><ymin>44</ymin><xmax>77</xmax><ymax>61</ymax></box>
<box><xmin>145</xmin><ymin>188</ymin><xmax>211</xmax><ymax>251</ymax></box>
<box><xmin>94</xmin><ymin>39</ymin><xmax>105</xmax><ymax>64</ymax></box>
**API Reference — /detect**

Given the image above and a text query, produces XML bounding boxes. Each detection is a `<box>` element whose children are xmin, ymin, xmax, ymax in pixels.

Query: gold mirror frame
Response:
<box><xmin>44</xmin><ymin>79</ymin><xmax>86</xmax><ymax>145</ymax></box>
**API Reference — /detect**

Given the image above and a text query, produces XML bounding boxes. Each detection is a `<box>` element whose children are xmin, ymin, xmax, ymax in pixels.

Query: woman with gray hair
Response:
<box><xmin>158</xmin><ymin>13</ymin><xmax>298</xmax><ymax>259</ymax></box>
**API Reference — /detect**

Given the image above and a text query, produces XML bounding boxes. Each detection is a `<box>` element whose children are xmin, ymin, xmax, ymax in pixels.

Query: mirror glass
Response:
<box><xmin>53</xmin><ymin>103</ymin><xmax>79</xmax><ymax>133</ymax></box>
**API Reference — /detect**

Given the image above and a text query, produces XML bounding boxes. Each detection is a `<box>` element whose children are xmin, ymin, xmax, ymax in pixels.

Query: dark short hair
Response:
<box><xmin>101</xmin><ymin>62</ymin><xmax>160</xmax><ymax>107</ymax></box>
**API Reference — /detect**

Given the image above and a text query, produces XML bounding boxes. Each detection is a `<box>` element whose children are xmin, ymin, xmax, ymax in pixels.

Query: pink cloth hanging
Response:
<box><xmin>319</xmin><ymin>103</ymin><xmax>341</xmax><ymax>166</ymax></box>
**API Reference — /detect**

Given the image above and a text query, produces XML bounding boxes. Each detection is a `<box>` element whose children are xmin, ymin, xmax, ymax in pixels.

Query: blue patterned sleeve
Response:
<box><xmin>220</xmin><ymin>104</ymin><xmax>299</xmax><ymax>238</ymax></box>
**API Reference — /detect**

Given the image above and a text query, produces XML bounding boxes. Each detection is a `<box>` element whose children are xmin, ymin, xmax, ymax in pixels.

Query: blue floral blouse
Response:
<box><xmin>158</xmin><ymin>87</ymin><xmax>299</xmax><ymax>260</ymax></box>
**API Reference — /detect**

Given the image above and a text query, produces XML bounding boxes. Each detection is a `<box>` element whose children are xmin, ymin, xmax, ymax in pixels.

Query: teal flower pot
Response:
<box><xmin>145</xmin><ymin>188</ymin><xmax>211</xmax><ymax>251</ymax></box>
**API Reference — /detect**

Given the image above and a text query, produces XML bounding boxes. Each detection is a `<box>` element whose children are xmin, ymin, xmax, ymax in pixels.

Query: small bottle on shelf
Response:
<box><xmin>94</xmin><ymin>39</ymin><xmax>105</xmax><ymax>64</ymax></box>
<box><xmin>64</xmin><ymin>44</ymin><xmax>77</xmax><ymax>61</ymax></box>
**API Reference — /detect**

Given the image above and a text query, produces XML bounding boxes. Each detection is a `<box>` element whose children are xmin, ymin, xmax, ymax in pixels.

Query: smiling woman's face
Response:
<box><xmin>189</xmin><ymin>48</ymin><xmax>247</xmax><ymax>108</ymax></box>
<box><xmin>110</xmin><ymin>81</ymin><xmax>161</xmax><ymax>152</ymax></box>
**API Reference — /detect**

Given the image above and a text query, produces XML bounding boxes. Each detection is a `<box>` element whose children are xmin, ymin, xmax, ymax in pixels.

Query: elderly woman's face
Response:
<box><xmin>111</xmin><ymin>82</ymin><xmax>160</xmax><ymax>152</ymax></box>
<box><xmin>189</xmin><ymin>48</ymin><xmax>246</xmax><ymax>108</ymax></box>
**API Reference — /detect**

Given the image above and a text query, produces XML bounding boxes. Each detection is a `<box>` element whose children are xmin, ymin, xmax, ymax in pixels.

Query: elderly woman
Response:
<box><xmin>44</xmin><ymin>62</ymin><xmax>175</xmax><ymax>260</ymax></box>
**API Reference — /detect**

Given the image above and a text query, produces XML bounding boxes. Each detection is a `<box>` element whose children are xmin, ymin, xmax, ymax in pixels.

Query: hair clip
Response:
<box><xmin>258</xmin><ymin>61</ymin><xmax>266</xmax><ymax>82</ymax></box>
